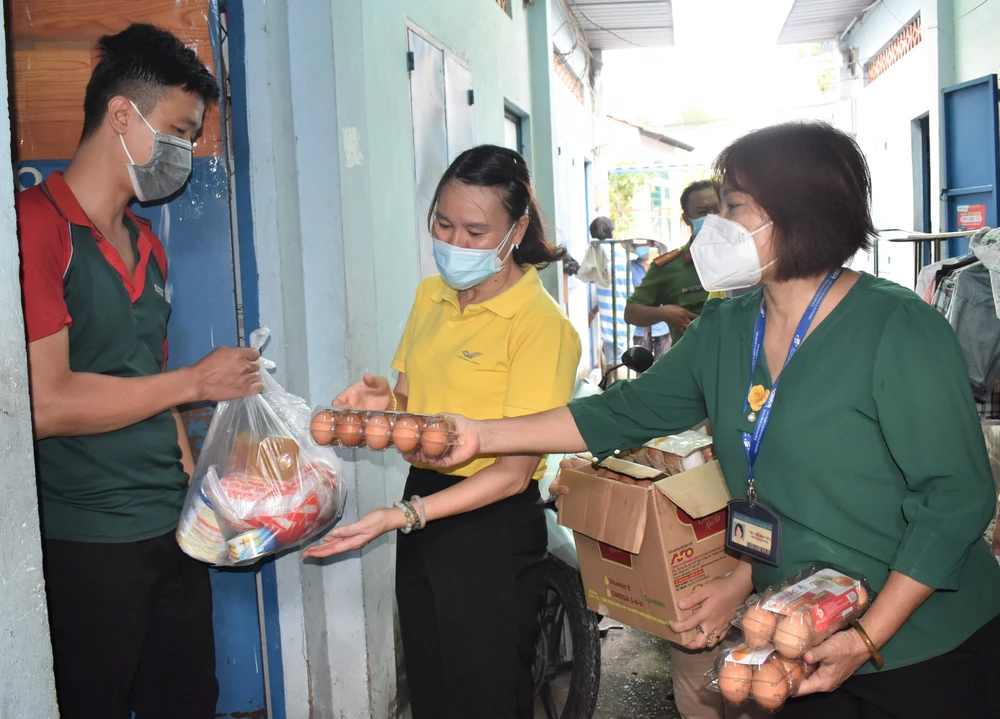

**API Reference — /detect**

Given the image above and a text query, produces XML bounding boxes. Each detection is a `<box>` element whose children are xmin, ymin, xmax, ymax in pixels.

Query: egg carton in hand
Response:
<box><xmin>706</xmin><ymin>642</ymin><xmax>816</xmax><ymax>713</ymax></box>
<box><xmin>732</xmin><ymin>564</ymin><xmax>873</xmax><ymax>659</ymax></box>
<box><xmin>309</xmin><ymin>407</ymin><xmax>460</xmax><ymax>461</ymax></box>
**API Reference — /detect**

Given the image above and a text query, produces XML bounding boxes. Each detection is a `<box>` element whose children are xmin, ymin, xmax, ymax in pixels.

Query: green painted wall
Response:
<box><xmin>952</xmin><ymin>0</ymin><xmax>1000</xmax><ymax>83</ymax></box>
<box><xmin>331</xmin><ymin>0</ymin><xmax>542</xmax><ymax>375</ymax></box>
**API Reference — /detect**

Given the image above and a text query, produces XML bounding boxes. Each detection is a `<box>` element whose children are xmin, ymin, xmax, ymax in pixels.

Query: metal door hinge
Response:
<box><xmin>468</xmin><ymin>89</ymin><xmax>475</xmax><ymax>105</ymax></box>
<box><xmin>407</xmin><ymin>51</ymin><xmax>415</xmax><ymax>72</ymax></box>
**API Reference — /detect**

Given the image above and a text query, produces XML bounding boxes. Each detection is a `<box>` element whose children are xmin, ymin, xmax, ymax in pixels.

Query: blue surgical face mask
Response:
<box><xmin>691</xmin><ymin>216</ymin><xmax>707</xmax><ymax>235</ymax></box>
<box><xmin>635</xmin><ymin>246</ymin><xmax>650</xmax><ymax>260</ymax></box>
<box><xmin>432</xmin><ymin>219</ymin><xmax>519</xmax><ymax>290</ymax></box>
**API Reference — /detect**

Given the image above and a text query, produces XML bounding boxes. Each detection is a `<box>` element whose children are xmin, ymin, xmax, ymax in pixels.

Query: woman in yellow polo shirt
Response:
<box><xmin>304</xmin><ymin>144</ymin><xmax>581</xmax><ymax>719</ymax></box>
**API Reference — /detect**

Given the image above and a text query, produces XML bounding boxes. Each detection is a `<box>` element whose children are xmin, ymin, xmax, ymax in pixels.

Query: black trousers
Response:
<box><xmin>782</xmin><ymin>611</ymin><xmax>1000</xmax><ymax>718</ymax></box>
<box><xmin>43</xmin><ymin>530</ymin><xmax>219</xmax><ymax>719</ymax></box>
<box><xmin>396</xmin><ymin>467</ymin><xmax>547</xmax><ymax>719</ymax></box>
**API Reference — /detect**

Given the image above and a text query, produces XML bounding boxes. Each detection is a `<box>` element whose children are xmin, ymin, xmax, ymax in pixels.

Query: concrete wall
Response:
<box><xmin>340</xmin><ymin>0</ymin><xmax>539</xmax><ymax>365</ymax></box>
<box><xmin>953</xmin><ymin>0</ymin><xmax>1000</xmax><ymax>81</ymax></box>
<box><xmin>549</xmin><ymin>0</ymin><xmax>597</xmax><ymax>371</ymax></box>
<box><xmin>238</xmin><ymin>1</ymin><xmax>578</xmax><ymax>716</ymax></box>
<box><xmin>845</xmin><ymin>0</ymin><xmax>953</xmax><ymax>288</ymax></box>
<box><xmin>0</xmin><ymin>11</ymin><xmax>60</xmax><ymax>717</ymax></box>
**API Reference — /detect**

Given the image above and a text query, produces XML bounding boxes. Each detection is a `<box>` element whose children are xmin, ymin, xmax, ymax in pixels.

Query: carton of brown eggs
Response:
<box><xmin>733</xmin><ymin>565</ymin><xmax>872</xmax><ymax>661</ymax></box>
<box><xmin>309</xmin><ymin>408</ymin><xmax>459</xmax><ymax>461</ymax></box>
<box><xmin>708</xmin><ymin>643</ymin><xmax>816</xmax><ymax>712</ymax></box>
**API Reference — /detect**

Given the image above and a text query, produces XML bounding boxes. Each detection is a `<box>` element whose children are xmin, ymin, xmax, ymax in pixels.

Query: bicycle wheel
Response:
<box><xmin>533</xmin><ymin>554</ymin><xmax>601</xmax><ymax>719</ymax></box>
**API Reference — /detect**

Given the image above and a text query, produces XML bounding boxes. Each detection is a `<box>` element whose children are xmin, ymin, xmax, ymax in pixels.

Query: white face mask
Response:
<box><xmin>690</xmin><ymin>214</ymin><xmax>776</xmax><ymax>291</ymax></box>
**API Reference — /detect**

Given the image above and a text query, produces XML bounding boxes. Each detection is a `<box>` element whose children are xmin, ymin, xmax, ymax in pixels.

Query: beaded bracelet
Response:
<box><xmin>393</xmin><ymin>501</ymin><xmax>414</xmax><ymax>534</ymax></box>
<box><xmin>410</xmin><ymin>495</ymin><xmax>427</xmax><ymax>530</ymax></box>
<box><xmin>401</xmin><ymin>500</ymin><xmax>421</xmax><ymax>530</ymax></box>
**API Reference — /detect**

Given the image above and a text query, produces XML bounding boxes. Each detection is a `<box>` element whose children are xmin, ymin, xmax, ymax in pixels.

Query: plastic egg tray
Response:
<box><xmin>732</xmin><ymin>565</ymin><xmax>872</xmax><ymax>661</ymax></box>
<box><xmin>309</xmin><ymin>407</ymin><xmax>459</xmax><ymax>460</ymax></box>
<box><xmin>710</xmin><ymin>643</ymin><xmax>816</xmax><ymax>712</ymax></box>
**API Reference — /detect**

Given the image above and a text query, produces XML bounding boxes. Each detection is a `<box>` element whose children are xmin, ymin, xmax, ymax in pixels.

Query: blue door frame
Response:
<box><xmin>223</xmin><ymin>0</ymin><xmax>287</xmax><ymax>716</ymax></box>
<box><xmin>941</xmin><ymin>74</ymin><xmax>1000</xmax><ymax>256</ymax></box>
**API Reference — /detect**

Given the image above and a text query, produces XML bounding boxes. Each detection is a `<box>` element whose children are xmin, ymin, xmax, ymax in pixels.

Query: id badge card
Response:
<box><xmin>726</xmin><ymin>499</ymin><xmax>781</xmax><ymax>566</ymax></box>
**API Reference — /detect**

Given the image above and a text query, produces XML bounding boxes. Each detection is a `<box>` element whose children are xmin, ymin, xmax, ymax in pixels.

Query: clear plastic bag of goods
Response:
<box><xmin>732</xmin><ymin>565</ymin><xmax>873</xmax><ymax>658</ymax></box>
<box><xmin>309</xmin><ymin>408</ymin><xmax>461</xmax><ymax>462</ymax></box>
<box><xmin>970</xmin><ymin>227</ymin><xmax>1000</xmax><ymax>319</ymax></box>
<box><xmin>706</xmin><ymin>642</ymin><xmax>816</xmax><ymax>712</ymax></box>
<box><xmin>619</xmin><ymin>430</ymin><xmax>716</xmax><ymax>475</ymax></box>
<box><xmin>176</xmin><ymin>329</ymin><xmax>346</xmax><ymax>566</ymax></box>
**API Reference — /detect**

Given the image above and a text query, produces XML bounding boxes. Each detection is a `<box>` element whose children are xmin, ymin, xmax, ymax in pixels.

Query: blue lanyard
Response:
<box><xmin>742</xmin><ymin>270</ymin><xmax>842</xmax><ymax>498</ymax></box>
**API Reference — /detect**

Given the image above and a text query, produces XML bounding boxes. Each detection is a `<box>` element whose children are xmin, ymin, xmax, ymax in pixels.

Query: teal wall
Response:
<box><xmin>953</xmin><ymin>0</ymin><xmax>1000</xmax><ymax>82</ymax></box>
<box><xmin>331</xmin><ymin>0</ymin><xmax>544</xmax><ymax>375</ymax></box>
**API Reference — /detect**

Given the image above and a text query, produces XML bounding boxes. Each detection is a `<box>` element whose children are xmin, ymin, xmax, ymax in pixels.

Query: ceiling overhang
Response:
<box><xmin>567</xmin><ymin>0</ymin><xmax>674</xmax><ymax>51</ymax></box>
<box><xmin>777</xmin><ymin>0</ymin><xmax>874</xmax><ymax>44</ymax></box>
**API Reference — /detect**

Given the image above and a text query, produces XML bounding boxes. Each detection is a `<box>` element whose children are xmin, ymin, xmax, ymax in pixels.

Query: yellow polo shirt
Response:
<box><xmin>392</xmin><ymin>266</ymin><xmax>582</xmax><ymax>478</ymax></box>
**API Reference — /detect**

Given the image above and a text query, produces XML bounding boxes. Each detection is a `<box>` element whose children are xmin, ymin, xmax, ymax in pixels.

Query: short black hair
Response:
<box><xmin>713</xmin><ymin>122</ymin><xmax>875</xmax><ymax>281</ymax></box>
<box><xmin>81</xmin><ymin>24</ymin><xmax>220</xmax><ymax>141</ymax></box>
<box><xmin>590</xmin><ymin>216</ymin><xmax>615</xmax><ymax>240</ymax></box>
<box><xmin>427</xmin><ymin>144</ymin><xmax>567</xmax><ymax>267</ymax></box>
<box><xmin>680</xmin><ymin>180</ymin><xmax>714</xmax><ymax>216</ymax></box>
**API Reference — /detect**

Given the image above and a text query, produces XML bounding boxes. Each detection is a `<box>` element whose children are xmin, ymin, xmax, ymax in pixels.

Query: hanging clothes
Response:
<box><xmin>920</xmin><ymin>241</ymin><xmax>1000</xmax><ymax>420</ymax></box>
<box><xmin>948</xmin><ymin>263</ymin><xmax>1000</xmax><ymax>405</ymax></box>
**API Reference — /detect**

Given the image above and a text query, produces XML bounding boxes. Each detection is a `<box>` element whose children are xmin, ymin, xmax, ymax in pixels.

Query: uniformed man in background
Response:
<box><xmin>624</xmin><ymin>180</ymin><xmax>720</xmax><ymax>343</ymax></box>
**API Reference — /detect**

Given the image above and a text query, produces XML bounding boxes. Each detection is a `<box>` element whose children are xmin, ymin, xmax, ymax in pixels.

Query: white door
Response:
<box><xmin>408</xmin><ymin>29</ymin><xmax>473</xmax><ymax>279</ymax></box>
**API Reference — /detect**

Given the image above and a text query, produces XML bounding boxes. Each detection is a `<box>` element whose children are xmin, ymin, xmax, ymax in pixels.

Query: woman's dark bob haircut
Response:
<box><xmin>428</xmin><ymin>144</ymin><xmax>567</xmax><ymax>267</ymax></box>
<box><xmin>713</xmin><ymin>122</ymin><xmax>875</xmax><ymax>281</ymax></box>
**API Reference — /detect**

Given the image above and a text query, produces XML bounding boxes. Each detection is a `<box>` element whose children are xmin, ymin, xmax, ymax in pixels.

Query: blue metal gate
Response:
<box><xmin>941</xmin><ymin>74</ymin><xmax>1000</xmax><ymax>256</ymax></box>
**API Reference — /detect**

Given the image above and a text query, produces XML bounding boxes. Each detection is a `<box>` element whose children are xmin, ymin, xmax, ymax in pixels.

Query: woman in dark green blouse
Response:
<box><xmin>430</xmin><ymin>123</ymin><xmax>1000</xmax><ymax>718</ymax></box>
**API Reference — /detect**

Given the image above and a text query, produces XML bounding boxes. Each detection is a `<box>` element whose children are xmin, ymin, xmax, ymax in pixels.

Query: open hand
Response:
<box><xmin>302</xmin><ymin>507</ymin><xmax>402</xmax><ymax>558</ymax></box>
<box><xmin>333</xmin><ymin>374</ymin><xmax>392</xmax><ymax>411</ymax></box>
<box><xmin>795</xmin><ymin>628</ymin><xmax>870</xmax><ymax>696</ymax></box>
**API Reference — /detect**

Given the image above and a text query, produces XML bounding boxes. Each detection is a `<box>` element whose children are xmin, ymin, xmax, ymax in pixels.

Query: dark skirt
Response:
<box><xmin>780</xmin><ymin>611</ymin><xmax>1000</xmax><ymax>718</ymax></box>
<box><xmin>396</xmin><ymin>466</ymin><xmax>547</xmax><ymax>719</ymax></box>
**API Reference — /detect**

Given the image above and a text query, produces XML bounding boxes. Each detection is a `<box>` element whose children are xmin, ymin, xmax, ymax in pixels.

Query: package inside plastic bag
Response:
<box><xmin>177</xmin><ymin>328</ymin><xmax>346</xmax><ymax>566</ymax></box>
<box><xmin>970</xmin><ymin>227</ymin><xmax>1000</xmax><ymax>320</ymax></box>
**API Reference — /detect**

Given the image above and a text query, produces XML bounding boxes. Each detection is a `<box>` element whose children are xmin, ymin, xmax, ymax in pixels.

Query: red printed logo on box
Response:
<box><xmin>598</xmin><ymin>542</ymin><xmax>634</xmax><ymax>568</ymax></box>
<box><xmin>675</xmin><ymin>507</ymin><xmax>728</xmax><ymax>541</ymax></box>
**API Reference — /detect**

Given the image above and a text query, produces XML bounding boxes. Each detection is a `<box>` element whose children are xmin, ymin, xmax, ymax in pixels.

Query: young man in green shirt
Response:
<box><xmin>17</xmin><ymin>25</ymin><xmax>262</xmax><ymax>719</ymax></box>
<box><xmin>624</xmin><ymin>180</ymin><xmax>720</xmax><ymax>343</ymax></box>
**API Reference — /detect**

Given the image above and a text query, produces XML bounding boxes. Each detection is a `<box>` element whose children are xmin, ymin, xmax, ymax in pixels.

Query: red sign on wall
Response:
<box><xmin>957</xmin><ymin>204</ymin><xmax>987</xmax><ymax>231</ymax></box>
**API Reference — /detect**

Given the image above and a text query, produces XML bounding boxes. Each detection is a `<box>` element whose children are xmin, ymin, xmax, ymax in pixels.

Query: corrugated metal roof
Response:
<box><xmin>777</xmin><ymin>0</ymin><xmax>874</xmax><ymax>44</ymax></box>
<box><xmin>568</xmin><ymin>0</ymin><xmax>674</xmax><ymax>51</ymax></box>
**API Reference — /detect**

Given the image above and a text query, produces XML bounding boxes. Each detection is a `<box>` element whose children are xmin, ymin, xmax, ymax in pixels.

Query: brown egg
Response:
<box><xmin>774</xmin><ymin>655</ymin><xmax>807</xmax><ymax>691</ymax></box>
<box><xmin>751</xmin><ymin>657</ymin><xmax>790</xmax><ymax>711</ymax></box>
<box><xmin>717</xmin><ymin>660</ymin><xmax>752</xmax><ymax>704</ymax></box>
<box><xmin>310</xmin><ymin>411</ymin><xmax>335</xmax><ymax>445</ymax></box>
<box><xmin>856</xmin><ymin>584</ymin><xmax>869</xmax><ymax>610</ymax></box>
<box><xmin>742</xmin><ymin>604</ymin><xmax>778</xmax><ymax>649</ymax></box>
<box><xmin>774</xmin><ymin>613</ymin><xmax>813</xmax><ymax>659</ymax></box>
<box><xmin>363</xmin><ymin>414</ymin><xmax>392</xmax><ymax>451</ymax></box>
<box><xmin>420</xmin><ymin>427</ymin><xmax>450</xmax><ymax>458</ymax></box>
<box><xmin>392</xmin><ymin>416</ymin><xmax>422</xmax><ymax>453</ymax></box>
<box><xmin>335</xmin><ymin>411</ymin><xmax>364</xmax><ymax>447</ymax></box>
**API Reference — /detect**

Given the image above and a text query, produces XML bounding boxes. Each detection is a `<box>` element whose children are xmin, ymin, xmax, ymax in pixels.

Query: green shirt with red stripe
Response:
<box><xmin>17</xmin><ymin>172</ymin><xmax>187</xmax><ymax>543</ymax></box>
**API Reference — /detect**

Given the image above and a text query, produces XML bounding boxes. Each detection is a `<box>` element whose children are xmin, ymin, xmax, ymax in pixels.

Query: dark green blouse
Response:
<box><xmin>569</xmin><ymin>273</ymin><xmax>1000</xmax><ymax>672</ymax></box>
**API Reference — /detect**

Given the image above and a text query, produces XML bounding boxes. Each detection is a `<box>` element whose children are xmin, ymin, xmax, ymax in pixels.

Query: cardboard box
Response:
<box><xmin>558</xmin><ymin>456</ymin><xmax>737</xmax><ymax>645</ymax></box>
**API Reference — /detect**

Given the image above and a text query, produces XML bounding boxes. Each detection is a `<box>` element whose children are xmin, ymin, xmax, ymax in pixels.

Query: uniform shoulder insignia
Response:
<box><xmin>653</xmin><ymin>248</ymin><xmax>683</xmax><ymax>267</ymax></box>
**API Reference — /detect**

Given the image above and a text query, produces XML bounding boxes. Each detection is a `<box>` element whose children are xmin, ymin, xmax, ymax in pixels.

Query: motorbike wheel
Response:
<box><xmin>533</xmin><ymin>554</ymin><xmax>601</xmax><ymax>719</ymax></box>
